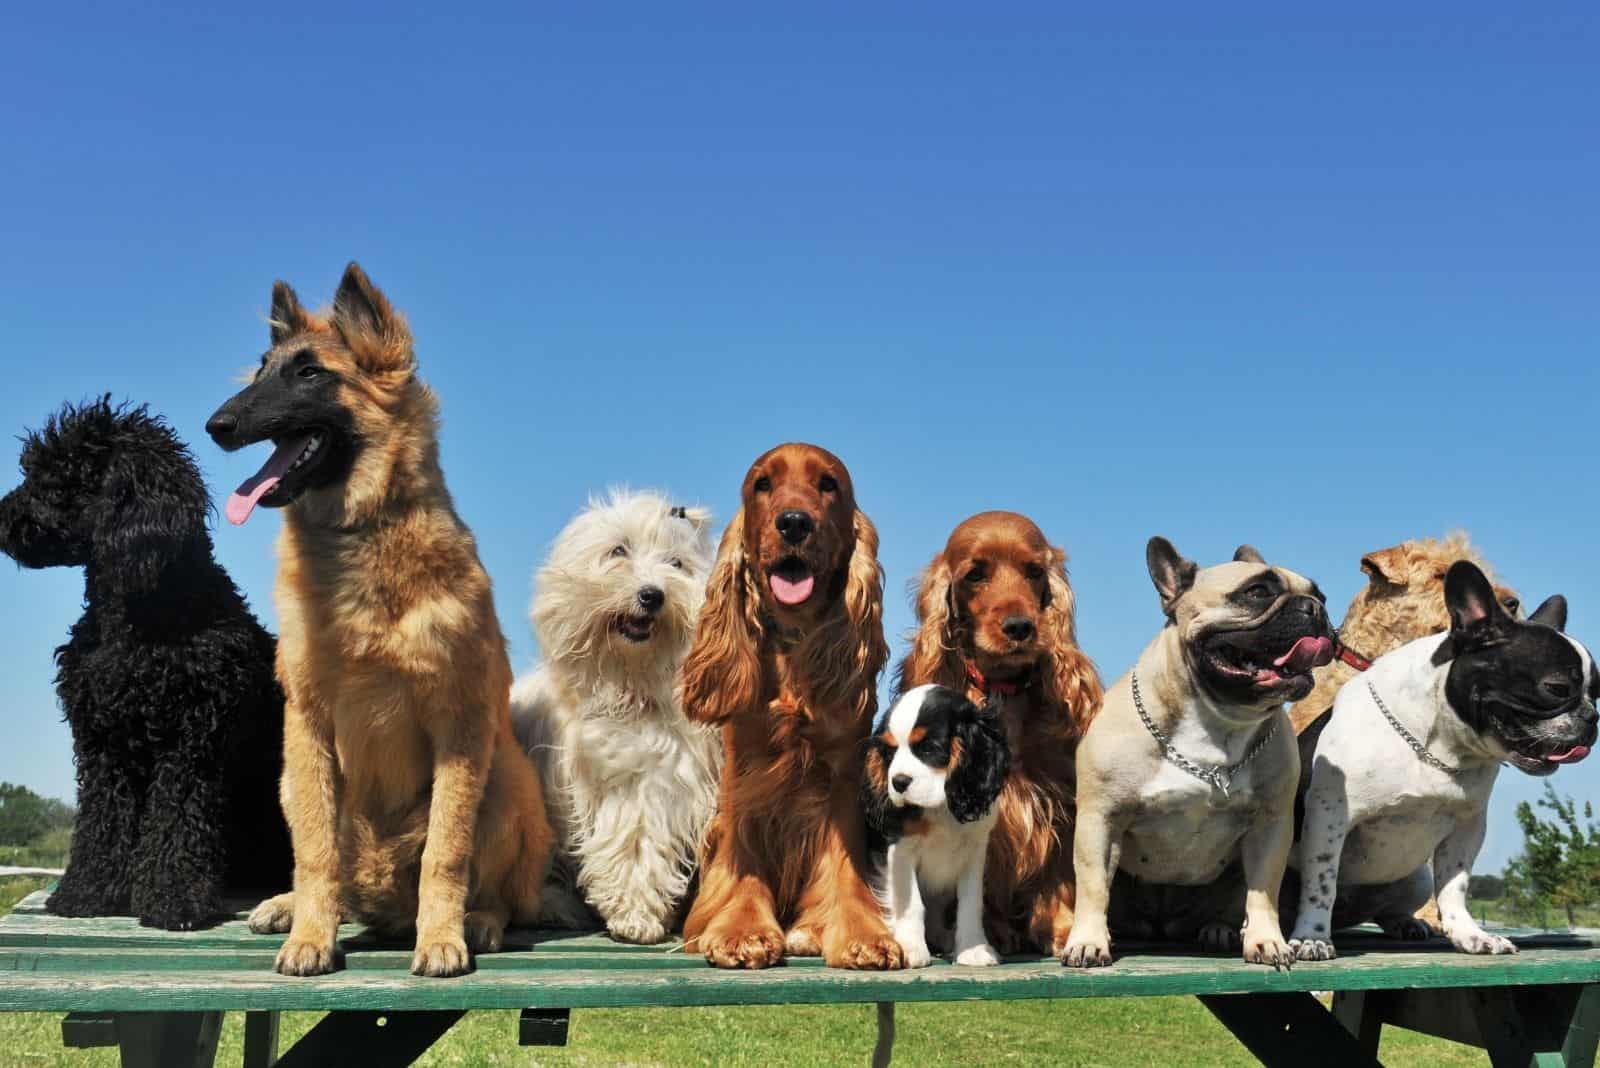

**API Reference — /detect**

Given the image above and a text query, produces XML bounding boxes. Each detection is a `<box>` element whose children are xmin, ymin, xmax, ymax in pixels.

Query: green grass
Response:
<box><xmin>1475</xmin><ymin>899</ymin><xmax>1600</xmax><ymax>930</ymax></box>
<box><xmin>0</xmin><ymin>874</ymin><xmax>1493</xmax><ymax>1066</ymax></box>
<box><xmin>0</xmin><ymin>827</ymin><xmax>70</xmax><ymax>869</ymax></box>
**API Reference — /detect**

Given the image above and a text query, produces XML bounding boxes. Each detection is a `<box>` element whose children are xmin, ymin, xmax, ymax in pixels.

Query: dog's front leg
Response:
<box><xmin>412</xmin><ymin>710</ymin><xmax>495</xmax><ymax>977</ymax></box>
<box><xmin>886</xmin><ymin>842</ymin><xmax>931</xmax><ymax>967</ymax></box>
<box><xmin>1061</xmin><ymin>804</ymin><xmax>1121</xmax><ymax>968</ymax></box>
<box><xmin>130</xmin><ymin>748</ymin><xmax>227</xmax><ymax>930</ymax></box>
<box><xmin>274</xmin><ymin>697</ymin><xmax>343</xmax><ymax>977</ymax></box>
<box><xmin>798</xmin><ymin>775</ymin><xmax>906</xmax><ymax>970</ymax></box>
<box><xmin>953</xmin><ymin>845</ymin><xmax>1000</xmax><ymax>966</ymax></box>
<box><xmin>1025</xmin><ymin>850</ymin><xmax>1078</xmax><ymax>957</ymax></box>
<box><xmin>1238</xmin><ymin>798</ymin><xmax>1295</xmax><ymax>969</ymax></box>
<box><xmin>684</xmin><ymin>844</ymin><xmax>787</xmax><ymax>970</ymax></box>
<box><xmin>1435</xmin><ymin>812</ymin><xmax>1515</xmax><ymax>955</ymax></box>
<box><xmin>47</xmin><ymin>736</ymin><xmax>143</xmax><ymax>917</ymax></box>
<box><xmin>1287</xmin><ymin>777</ymin><xmax>1351</xmax><ymax>962</ymax></box>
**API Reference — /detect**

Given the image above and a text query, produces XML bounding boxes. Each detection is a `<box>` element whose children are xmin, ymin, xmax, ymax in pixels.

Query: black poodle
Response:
<box><xmin>0</xmin><ymin>397</ymin><xmax>292</xmax><ymax>929</ymax></box>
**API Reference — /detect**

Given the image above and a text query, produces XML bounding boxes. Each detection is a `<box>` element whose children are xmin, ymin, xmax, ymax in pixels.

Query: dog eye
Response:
<box><xmin>965</xmin><ymin>564</ymin><xmax>987</xmax><ymax>584</ymax></box>
<box><xmin>1502</xmin><ymin>597</ymin><xmax>1520</xmax><ymax>614</ymax></box>
<box><xmin>1245</xmin><ymin>584</ymin><xmax>1273</xmax><ymax>599</ymax></box>
<box><xmin>609</xmin><ymin>545</ymin><xmax>628</xmax><ymax>559</ymax></box>
<box><xmin>297</xmin><ymin>364</ymin><xmax>325</xmax><ymax>380</ymax></box>
<box><xmin>670</xmin><ymin>558</ymin><xmax>684</xmax><ymax>570</ymax></box>
<box><xmin>818</xmin><ymin>475</ymin><xmax>838</xmax><ymax>493</ymax></box>
<box><xmin>753</xmin><ymin>476</ymin><xmax>771</xmax><ymax>494</ymax></box>
<box><xmin>1024</xmin><ymin>563</ymin><xmax>1045</xmax><ymax>581</ymax></box>
<box><xmin>1543</xmin><ymin>676</ymin><xmax>1573</xmax><ymax>701</ymax></box>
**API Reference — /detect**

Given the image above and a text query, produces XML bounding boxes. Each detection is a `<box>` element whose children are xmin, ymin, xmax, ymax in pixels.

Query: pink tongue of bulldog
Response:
<box><xmin>224</xmin><ymin>435</ymin><xmax>313</xmax><ymax>526</ymax></box>
<box><xmin>1273</xmin><ymin>635</ymin><xmax>1336</xmax><ymax>674</ymax></box>
<box><xmin>770</xmin><ymin>572</ymin><xmax>815</xmax><ymax>606</ymax></box>
<box><xmin>1545</xmin><ymin>746</ymin><xmax>1591</xmax><ymax>765</ymax></box>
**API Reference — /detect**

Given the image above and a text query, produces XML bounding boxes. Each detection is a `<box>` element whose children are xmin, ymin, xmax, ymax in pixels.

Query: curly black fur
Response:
<box><xmin>0</xmin><ymin>397</ymin><xmax>292</xmax><ymax>929</ymax></box>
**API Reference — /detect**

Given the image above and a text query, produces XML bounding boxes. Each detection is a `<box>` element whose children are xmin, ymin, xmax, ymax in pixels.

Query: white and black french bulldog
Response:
<box><xmin>1288</xmin><ymin>561</ymin><xmax>1598</xmax><ymax>960</ymax></box>
<box><xmin>1064</xmin><ymin>538</ymin><xmax>1335</xmax><ymax>969</ymax></box>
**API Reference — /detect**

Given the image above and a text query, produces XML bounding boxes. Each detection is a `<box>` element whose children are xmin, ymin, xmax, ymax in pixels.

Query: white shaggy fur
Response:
<box><xmin>510</xmin><ymin>490</ymin><xmax>722</xmax><ymax>944</ymax></box>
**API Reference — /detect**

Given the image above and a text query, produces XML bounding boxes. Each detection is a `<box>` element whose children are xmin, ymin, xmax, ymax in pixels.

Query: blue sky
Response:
<box><xmin>1</xmin><ymin>5</ymin><xmax>1594</xmax><ymax>871</ymax></box>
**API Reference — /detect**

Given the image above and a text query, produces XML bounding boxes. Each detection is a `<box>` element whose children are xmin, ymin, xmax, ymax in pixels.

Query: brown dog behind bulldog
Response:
<box><xmin>1064</xmin><ymin>539</ymin><xmax>1333</xmax><ymax>969</ymax></box>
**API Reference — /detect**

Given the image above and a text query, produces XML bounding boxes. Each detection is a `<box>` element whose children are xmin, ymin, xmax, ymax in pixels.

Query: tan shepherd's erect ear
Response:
<box><xmin>330</xmin><ymin>262</ymin><xmax>415</xmax><ymax>374</ymax></box>
<box><xmin>269</xmin><ymin>281</ymin><xmax>311</xmax><ymax>345</ymax></box>
<box><xmin>896</xmin><ymin>551</ymin><xmax>960</xmax><ymax>695</ymax></box>
<box><xmin>679</xmin><ymin>507</ymin><xmax>761</xmax><ymax>725</ymax></box>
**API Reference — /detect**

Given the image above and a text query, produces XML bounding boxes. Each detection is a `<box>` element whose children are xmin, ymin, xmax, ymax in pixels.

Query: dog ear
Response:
<box><xmin>859</xmin><ymin>740</ymin><xmax>893</xmax><ymax>838</ymax></box>
<box><xmin>330</xmin><ymin>262</ymin><xmax>415</xmax><ymax>374</ymax></box>
<box><xmin>1039</xmin><ymin>545</ymin><xmax>1104</xmax><ymax>737</ymax></box>
<box><xmin>1444</xmin><ymin>560</ymin><xmax>1512</xmax><ymax>650</ymax></box>
<box><xmin>679</xmin><ymin>507</ymin><xmax>761</xmax><ymax>725</ymax></box>
<box><xmin>947</xmin><ymin>699</ymin><xmax>1009</xmax><ymax>824</ymax></box>
<box><xmin>269</xmin><ymin>281</ymin><xmax>311</xmax><ymax>345</ymax></box>
<box><xmin>90</xmin><ymin>414</ymin><xmax>210</xmax><ymax>596</ymax></box>
<box><xmin>1147</xmin><ymin>536</ymin><xmax>1198</xmax><ymax>619</ymax></box>
<box><xmin>897</xmin><ymin>551</ymin><xmax>962</xmax><ymax>695</ymax></box>
<box><xmin>1233</xmin><ymin>545</ymin><xmax>1265</xmax><ymax>564</ymax></box>
<box><xmin>1360</xmin><ymin>544</ymin><xmax>1410</xmax><ymax>587</ymax></box>
<box><xmin>1528</xmin><ymin>595</ymin><xmax>1568</xmax><ymax>632</ymax></box>
<box><xmin>843</xmin><ymin>508</ymin><xmax>890</xmax><ymax>721</ymax></box>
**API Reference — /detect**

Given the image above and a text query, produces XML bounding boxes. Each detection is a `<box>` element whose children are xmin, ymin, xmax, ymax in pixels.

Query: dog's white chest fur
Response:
<box><xmin>1117</xmin><ymin>717</ymin><xmax>1275</xmax><ymax>885</ymax></box>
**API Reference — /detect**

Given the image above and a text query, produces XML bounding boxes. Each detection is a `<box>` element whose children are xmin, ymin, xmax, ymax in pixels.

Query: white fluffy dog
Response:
<box><xmin>510</xmin><ymin>490</ymin><xmax>721</xmax><ymax>944</ymax></box>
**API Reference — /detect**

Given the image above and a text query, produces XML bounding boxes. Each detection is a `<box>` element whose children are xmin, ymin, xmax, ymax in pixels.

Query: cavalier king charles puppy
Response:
<box><xmin>511</xmin><ymin>490</ymin><xmax>721</xmax><ymax>944</ymax></box>
<box><xmin>680</xmin><ymin>442</ymin><xmax>905</xmax><ymax>970</ymax></box>
<box><xmin>896</xmin><ymin>511</ymin><xmax>1103</xmax><ymax>956</ymax></box>
<box><xmin>865</xmin><ymin>684</ymin><xmax>1010</xmax><ymax>968</ymax></box>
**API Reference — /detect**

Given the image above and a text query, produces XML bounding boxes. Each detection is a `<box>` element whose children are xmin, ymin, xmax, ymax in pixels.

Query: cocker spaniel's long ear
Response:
<box><xmin>91</xmin><ymin>422</ymin><xmax>211</xmax><ymax>597</ymax></box>
<box><xmin>1039</xmin><ymin>544</ymin><xmax>1104</xmax><ymax>735</ymax></box>
<box><xmin>842</xmin><ymin>508</ymin><xmax>890</xmax><ymax>720</ymax></box>
<box><xmin>947</xmin><ymin>701</ymin><xmax>1009</xmax><ymax>824</ymax></box>
<box><xmin>679</xmin><ymin>507</ymin><xmax>761</xmax><ymax>725</ymax></box>
<box><xmin>896</xmin><ymin>551</ymin><xmax>961</xmax><ymax>695</ymax></box>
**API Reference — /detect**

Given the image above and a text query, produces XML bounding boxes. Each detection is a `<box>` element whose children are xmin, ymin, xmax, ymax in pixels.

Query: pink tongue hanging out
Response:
<box><xmin>1545</xmin><ymin>745</ymin><xmax>1591</xmax><ymax>765</ymax></box>
<box><xmin>770</xmin><ymin>571</ymin><xmax>815</xmax><ymax>606</ymax></box>
<box><xmin>224</xmin><ymin>435</ymin><xmax>313</xmax><ymax>526</ymax></box>
<box><xmin>1273</xmin><ymin>635</ymin><xmax>1336</xmax><ymax>675</ymax></box>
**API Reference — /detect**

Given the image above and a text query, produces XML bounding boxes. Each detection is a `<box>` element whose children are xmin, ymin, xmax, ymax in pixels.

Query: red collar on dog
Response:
<box><xmin>965</xmin><ymin>661</ymin><xmax>1027</xmax><ymax>697</ymax></box>
<box><xmin>1333</xmin><ymin>639</ymin><xmax>1373</xmax><ymax>672</ymax></box>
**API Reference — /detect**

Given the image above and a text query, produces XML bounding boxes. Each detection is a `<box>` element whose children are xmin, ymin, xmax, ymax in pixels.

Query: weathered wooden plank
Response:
<box><xmin>1</xmin><ymin>946</ymin><xmax>1599</xmax><ymax>1014</ymax></box>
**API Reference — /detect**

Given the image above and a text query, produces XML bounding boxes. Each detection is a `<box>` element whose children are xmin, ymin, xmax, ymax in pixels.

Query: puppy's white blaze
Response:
<box><xmin>882</xmin><ymin>685</ymin><xmax>951</xmax><ymax>810</ymax></box>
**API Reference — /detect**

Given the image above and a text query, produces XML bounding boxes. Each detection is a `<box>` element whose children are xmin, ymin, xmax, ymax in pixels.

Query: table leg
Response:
<box><xmin>243</xmin><ymin>1011</ymin><xmax>280</xmax><ymax>1068</ymax></box>
<box><xmin>272</xmin><ymin>1011</ymin><xmax>465</xmax><ymax>1068</ymax></box>
<box><xmin>1198</xmin><ymin>992</ymin><xmax>1382</xmax><ymax>1068</ymax></box>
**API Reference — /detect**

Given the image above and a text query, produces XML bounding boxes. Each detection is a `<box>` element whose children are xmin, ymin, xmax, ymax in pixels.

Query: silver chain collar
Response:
<box><xmin>1366</xmin><ymin>679</ymin><xmax>1462</xmax><ymax>774</ymax></box>
<box><xmin>1130</xmin><ymin>670</ymin><xmax>1278</xmax><ymax>800</ymax></box>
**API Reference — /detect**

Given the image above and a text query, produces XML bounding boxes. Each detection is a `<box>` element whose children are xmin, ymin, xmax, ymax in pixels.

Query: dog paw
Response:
<box><xmin>275</xmin><ymin>938</ymin><xmax>338</xmax><ymax>977</ymax></box>
<box><xmin>784</xmin><ymin>927</ymin><xmax>823</xmax><ymax>956</ymax></box>
<box><xmin>465</xmin><ymin>911</ymin><xmax>506</xmax><ymax>954</ymax></box>
<box><xmin>1380</xmin><ymin>917</ymin><xmax>1435</xmax><ymax>942</ymax></box>
<box><xmin>1289</xmin><ymin>937</ymin><xmax>1336</xmax><ymax>962</ymax></box>
<box><xmin>703</xmin><ymin>929</ymin><xmax>786</xmax><ymax>970</ymax></box>
<box><xmin>1243</xmin><ymin>932</ymin><xmax>1294</xmax><ymax>970</ymax></box>
<box><xmin>955</xmin><ymin>942</ymin><xmax>1001</xmax><ymax>967</ymax></box>
<box><xmin>249</xmin><ymin>893</ymin><xmax>295</xmax><ymax>935</ymax></box>
<box><xmin>1449</xmin><ymin>928</ymin><xmax>1518</xmax><ymax>956</ymax></box>
<box><xmin>828</xmin><ymin>935</ymin><xmax>907</xmax><ymax>971</ymax></box>
<box><xmin>411</xmin><ymin>936</ymin><xmax>473</xmax><ymax>977</ymax></box>
<box><xmin>896</xmin><ymin>936</ymin><xmax>933</xmax><ymax>969</ymax></box>
<box><xmin>1197</xmin><ymin>921</ymin><xmax>1242</xmax><ymax>953</ymax></box>
<box><xmin>1061</xmin><ymin>932</ymin><xmax>1113</xmax><ymax>969</ymax></box>
<box><xmin>607</xmin><ymin>914</ymin><xmax>667</xmax><ymax>946</ymax></box>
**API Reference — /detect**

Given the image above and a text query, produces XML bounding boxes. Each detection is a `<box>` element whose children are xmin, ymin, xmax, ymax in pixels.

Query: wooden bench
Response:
<box><xmin>2</xmin><ymin>889</ymin><xmax>1596</xmax><ymax>1067</ymax></box>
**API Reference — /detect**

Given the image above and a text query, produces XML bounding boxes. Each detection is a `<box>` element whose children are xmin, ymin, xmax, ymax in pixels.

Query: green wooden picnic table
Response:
<box><xmin>1</xmin><ymin>889</ymin><xmax>1596</xmax><ymax>1067</ymax></box>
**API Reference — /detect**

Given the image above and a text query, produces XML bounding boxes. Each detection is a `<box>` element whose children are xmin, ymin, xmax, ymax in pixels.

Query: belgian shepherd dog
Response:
<box><xmin>206</xmin><ymin>262</ymin><xmax>551</xmax><ymax>977</ymax></box>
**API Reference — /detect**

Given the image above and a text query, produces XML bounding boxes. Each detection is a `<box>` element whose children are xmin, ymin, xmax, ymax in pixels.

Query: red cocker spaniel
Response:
<box><xmin>896</xmin><ymin>511</ymin><xmax>1102</xmax><ymax>955</ymax></box>
<box><xmin>680</xmin><ymin>443</ymin><xmax>903</xmax><ymax>970</ymax></box>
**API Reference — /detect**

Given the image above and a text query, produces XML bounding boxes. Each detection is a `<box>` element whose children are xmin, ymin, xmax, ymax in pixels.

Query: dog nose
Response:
<box><xmin>205</xmin><ymin>411</ymin><xmax>238</xmax><ymax>439</ymax></box>
<box><xmin>776</xmin><ymin>510</ymin><xmax>815</xmax><ymax>545</ymax></box>
<box><xmin>891</xmin><ymin>773</ymin><xmax>912</xmax><ymax>793</ymax></box>
<box><xmin>637</xmin><ymin>585</ymin><xmax>665</xmax><ymax>613</ymax></box>
<box><xmin>1001</xmin><ymin>616</ymin><xmax>1036</xmax><ymax>643</ymax></box>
